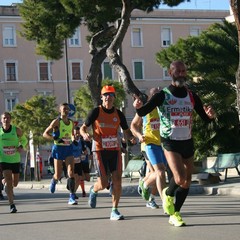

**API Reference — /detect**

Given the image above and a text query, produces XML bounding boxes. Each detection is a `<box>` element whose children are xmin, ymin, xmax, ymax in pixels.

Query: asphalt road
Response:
<box><xmin>1</xmin><ymin>188</ymin><xmax>240</xmax><ymax>240</ymax></box>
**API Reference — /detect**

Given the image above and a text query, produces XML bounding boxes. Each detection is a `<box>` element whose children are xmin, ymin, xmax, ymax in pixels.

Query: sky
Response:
<box><xmin>0</xmin><ymin>0</ymin><xmax>230</xmax><ymax>10</ymax></box>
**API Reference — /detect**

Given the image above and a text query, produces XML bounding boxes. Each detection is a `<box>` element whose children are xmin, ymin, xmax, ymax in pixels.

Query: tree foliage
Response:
<box><xmin>19</xmin><ymin>0</ymin><xmax>191</xmax><ymax>106</ymax></box>
<box><xmin>11</xmin><ymin>95</ymin><xmax>58</xmax><ymax>146</ymax></box>
<box><xmin>156</xmin><ymin>20</ymin><xmax>240</xmax><ymax>160</ymax></box>
<box><xmin>230</xmin><ymin>0</ymin><xmax>240</xmax><ymax>118</ymax></box>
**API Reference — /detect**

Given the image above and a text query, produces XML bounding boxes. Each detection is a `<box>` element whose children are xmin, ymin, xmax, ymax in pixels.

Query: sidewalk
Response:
<box><xmin>16</xmin><ymin>171</ymin><xmax>240</xmax><ymax>197</ymax></box>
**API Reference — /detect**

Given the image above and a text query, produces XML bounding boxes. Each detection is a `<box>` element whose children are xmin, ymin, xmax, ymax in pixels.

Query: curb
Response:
<box><xmin>16</xmin><ymin>181</ymin><xmax>240</xmax><ymax>197</ymax></box>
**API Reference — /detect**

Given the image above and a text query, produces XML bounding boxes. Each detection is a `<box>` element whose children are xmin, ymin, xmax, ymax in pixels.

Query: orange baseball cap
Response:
<box><xmin>101</xmin><ymin>85</ymin><xmax>116</xmax><ymax>95</ymax></box>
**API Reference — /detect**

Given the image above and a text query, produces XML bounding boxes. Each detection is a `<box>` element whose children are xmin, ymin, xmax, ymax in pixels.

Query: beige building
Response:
<box><xmin>0</xmin><ymin>5</ymin><xmax>230</xmax><ymax>176</ymax></box>
<box><xmin>0</xmin><ymin>5</ymin><xmax>229</xmax><ymax>123</ymax></box>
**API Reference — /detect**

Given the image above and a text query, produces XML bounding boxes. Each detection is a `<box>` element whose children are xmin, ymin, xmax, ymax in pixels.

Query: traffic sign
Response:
<box><xmin>68</xmin><ymin>104</ymin><xmax>76</xmax><ymax>117</ymax></box>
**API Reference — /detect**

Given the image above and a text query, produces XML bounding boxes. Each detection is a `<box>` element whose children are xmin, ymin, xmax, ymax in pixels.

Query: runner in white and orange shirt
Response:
<box><xmin>80</xmin><ymin>85</ymin><xmax>136</xmax><ymax>221</ymax></box>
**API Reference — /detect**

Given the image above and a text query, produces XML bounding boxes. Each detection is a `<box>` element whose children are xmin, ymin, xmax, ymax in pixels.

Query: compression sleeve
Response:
<box><xmin>84</xmin><ymin>107</ymin><xmax>99</xmax><ymax>127</ymax></box>
<box><xmin>117</xmin><ymin>109</ymin><xmax>129</xmax><ymax>130</ymax></box>
<box><xmin>136</xmin><ymin>91</ymin><xmax>165</xmax><ymax>117</ymax></box>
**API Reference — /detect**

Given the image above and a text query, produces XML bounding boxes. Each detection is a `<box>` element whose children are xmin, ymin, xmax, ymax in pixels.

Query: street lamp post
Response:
<box><xmin>64</xmin><ymin>39</ymin><xmax>70</xmax><ymax>103</ymax></box>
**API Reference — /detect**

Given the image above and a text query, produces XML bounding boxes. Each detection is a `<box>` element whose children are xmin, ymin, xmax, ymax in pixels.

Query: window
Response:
<box><xmin>36</xmin><ymin>89</ymin><xmax>53</xmax><ymax>96</ymax></box>
<box><xmin>102</xmin><ymin>62</ymin><xmax>113</xmax><ymax>80</ymax></box>
<box><xmin>6</xmin><ymin>98</ymin><xmax>17</xmax><ymax>111</ymax></box>
<box><xmin>70</xmin><ymin>61</ymin><xmax>83</xmax><ymax>80</ymax></box>
<box><xmin>161</xmin><ymin>27</ymin><xmax>171</xmax><ymax>47</ymax></box>
<box><xmin>131</xmin><ymin>27</ymin><xmax>143</xmax><ymax>47</ymax></box>
<box><xmin>69</xmin><ymin>28</ymin><xmax>81</xmax><ymax>47</ymax></box>
<box><xmin>2</xmin><ymin>25</ymin><xmax>16</xmax><ymax>47</ymax></box>
<box><xmin>5</xmin><ymin>61</ymin><xmax>17</xmax><ymax>81</ymax></box>
<box><xmin>190</xmin><ymin>27</ymin><xmax>201</xmax><ymax>36</ymax></box>
<box><xmin>38</xmin><ymin>61</ymin><xmax>51</xmax><ymax>81</ymax></box>
<box><xmin>4</xmin><ymin>91</ymin><xmax>19</xmax><ymax>111</ymax></box>
<box><xmin>163</xmin><ymin>67</ymin><xmax>171</xmax><ymax>80</ymax></box>
<box><xmin>133</xmin><ymin>60</ymin><xmax>144</xmax><ymax>80</ymax></box>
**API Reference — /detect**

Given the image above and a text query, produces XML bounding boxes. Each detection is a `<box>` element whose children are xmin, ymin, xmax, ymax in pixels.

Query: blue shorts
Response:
<box><xmin>52</xmin><ymin>145</ymin><xmax>73</xmax><ymax>161</ymax></box>
<box><xmin>145</xmin><ymin>144</ymin><xmax>167</xmax><ymax>166</ymax></box>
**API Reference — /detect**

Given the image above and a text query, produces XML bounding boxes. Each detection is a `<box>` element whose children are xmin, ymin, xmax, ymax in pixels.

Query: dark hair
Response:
<box><xmin>1</xmin><ymin>112</ymin><xmax>11</xmax><ymax>119</ymax></box>
<box><xmin>60</xmin><ymin>103</ymin><xmax>69</xmax><ymax>107</ymax></box>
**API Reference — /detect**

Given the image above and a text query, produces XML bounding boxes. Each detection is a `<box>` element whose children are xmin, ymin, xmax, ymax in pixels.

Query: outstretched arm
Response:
<box><xmin>130</xmin><ymin>113</ymin><xmax>145</xmax><ymax>143</ymax></box>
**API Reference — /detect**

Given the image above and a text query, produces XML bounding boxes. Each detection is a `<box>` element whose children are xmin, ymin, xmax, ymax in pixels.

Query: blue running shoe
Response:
<box><xmin>146</xmin><ymin>199</ymin><xmax>159</xmax><ymax>209</ymax></box>
<box><xmin>68</xmin><ymin>194</ymin><xmax>78</xmax><ymax>205</ymax></box>
<box><xmin>88</xmin><ymin>186</ymin><xmax>97</xmax><ymax>208</ymax></box>
<box><xmin>110</xmin><ymin>209</ymin><xmax>124</xmax><ymax>220</ymax></box>
<box><xmin>49</xmin><ymin>178</ymin><xmax>57</xmax><ymax>193</ymax></box>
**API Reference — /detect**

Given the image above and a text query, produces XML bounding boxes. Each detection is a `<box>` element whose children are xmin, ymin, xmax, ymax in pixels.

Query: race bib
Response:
<box><xmin>62</xmin><ymin>138</ymin><xmax>71</xmax><ymax>145</ymax></box>
<box><xmin>173</xmin><ymin>119</ymin><xmax>189</xmax><ymax>127</ymax></box>
<box><xmin>74</xmin><ymin>157</ymin><xmax>81</xmax><ymax>163</ymax></box>
<box><xmin>3</xmin><ymin>146</ymin><xmax>16</xmax><ymax>155</ymax></box>
<box><xmin>102</xmin><ymin>135</ymin><xmax>118</xmax><ymax>148</ymax></box>
<box><xmin>150</xmin><ymin>118</ymin><xmax>160</xmax><ymax>130</ymax></box>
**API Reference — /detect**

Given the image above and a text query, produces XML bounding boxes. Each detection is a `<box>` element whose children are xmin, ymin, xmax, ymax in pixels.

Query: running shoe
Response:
<box><xmin>137</xmin><ymin>178</ymin><xmax>142</xmax><ymax>196</ymax></box>
<box><xmin>4</xmin><ymin>183</ymin><xmax>7</xmax><ymax>193</ymax></box>
<box><xmin>74</xmin><ymin>193</ymin><xmax>79</xmax><ymax>199</ymax></box>
<box><xmin>162</xmin><ymin>187</ymin><xmax>175</xmax><ymax>215</ymax></box>
<box><xmin>110</xmin><ymin>209</ymin><xmax>124</xmax><ymax>220</ymax></box>
<box><xmin>82</xmin><ymin>191</ymin><xmax>86</xmax><ymax>197</ymax></box>
<box><xmin>139</xmin><ymin>179</ymin><xmax>150</xmax><ymax>201</ymax></box>
<box><xmin>68</xmin><ymin>194</ymin><xmax>78</xmax><ymax>205</ymax></box>
<box><xmin>88</xmin><ymin>186</ymin><xmax>97</xmax><ymax>208</ymax></box>
<box><xmin>10</xmin><ymin>204</ymin><xmax>17</xmax><ymax>213</ymax></box>
<box><xmin>137</xmin><ymin>185</ymin><xmax>142</xmax><ymax>195</ymax></box>
<box><xmin>106</xmin><ymin>182</ymin><xmax>110</xmax><ymax>190</ymax></box>
<box><xmin>0</xmin><ymin>193</ymin><xmax>4</xmax><ymax>200</ymax></box>
<box><xmin>49</xmin><ymin>178</ymin><xmax>57</xmax><ymax>193</ymax></box>
<box><xmin>146</xmin><ymin>200</ymin><xmax>159</xmax><ymax>209</ymax></box>
<box><xmin>169</xmin><ymin>212</ymin><xmax>186</xmax><ymax>227</ymax></box>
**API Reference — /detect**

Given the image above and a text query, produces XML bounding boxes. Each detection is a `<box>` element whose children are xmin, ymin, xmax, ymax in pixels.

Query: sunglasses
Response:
<box><xmin>103</xmin><ymin>93</ymin><xmax>115</xmax><ymax>97</ymax></box>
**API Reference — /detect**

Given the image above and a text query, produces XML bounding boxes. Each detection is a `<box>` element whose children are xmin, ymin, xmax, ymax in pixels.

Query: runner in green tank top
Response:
<box><xmin>43</xmin><ymin>103</ymin><xmax>77</xmax><ymax>205</ymax></box>
<box><xmin>0</xmin><ymin>112</ymin><xmax>28</xmax><ymax>213</ymax></box>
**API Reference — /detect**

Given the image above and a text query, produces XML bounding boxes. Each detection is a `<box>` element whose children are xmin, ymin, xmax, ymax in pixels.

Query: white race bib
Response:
<box><xmin>102</xmin><ymin>135</ymin><xmax>118</xmax><ymax>148</ymax></box>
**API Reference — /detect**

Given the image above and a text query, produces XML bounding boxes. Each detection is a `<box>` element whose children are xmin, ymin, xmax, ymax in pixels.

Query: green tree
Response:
<box><xmin>11</xmin><ymin>95</ymin><xmax>58</xmax><ymax>145</ymax></box>
<box><xmin>19</xmin><ymin>0</ymin><xmax>190</xmax><ymax>105</ymax></box>
<box><xmin>74</xmin><ymin>79</ymin><xmax>126</xmax><ymax>121</ymax></box>
<box><xmin>230</xmin><ymin>0</ymin><xmax>240</xmax><ymax>119</ymax></box>
<box><xmin>156</xmin><ymin>20</ymin><xmax>238</xmax><ymax>82</ymax></box>
<box><xmin>156</xmin><ymin>20</ymin><xmax>240</xmax><ymax>160</ymax></box>
<box><xmin>11</xmin><ymin>95</ymin><xmax>58</xmax><ymax>180</ymax></box>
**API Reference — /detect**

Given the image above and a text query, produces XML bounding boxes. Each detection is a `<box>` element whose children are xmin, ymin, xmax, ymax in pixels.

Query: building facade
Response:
<box><xmin>0</xmin><ymin>5</ymin><xmax>230</xmax><ymax>176</ymax></box>
<box><xmin>0</xmin><ymin>5</ymin><xmax>229</xmax><ymax>122</ymax></box>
